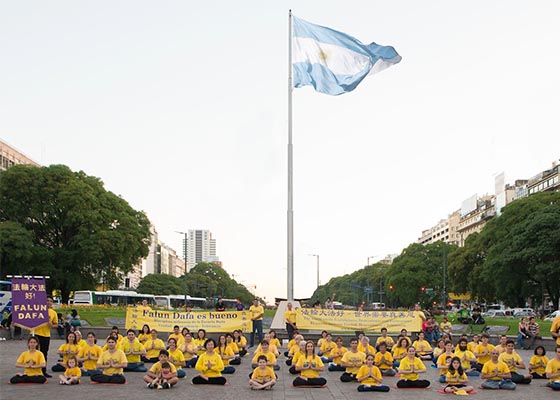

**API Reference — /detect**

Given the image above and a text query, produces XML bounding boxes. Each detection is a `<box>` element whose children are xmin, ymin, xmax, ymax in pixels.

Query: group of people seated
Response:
<box><xmin>10</xmin><ymin>323</ymin><xmax>560</xmax><ymax>392</ymax></box>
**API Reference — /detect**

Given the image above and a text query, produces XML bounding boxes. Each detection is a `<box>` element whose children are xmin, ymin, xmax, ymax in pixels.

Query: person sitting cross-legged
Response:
<box><xmin>356</xmin><ymin>354</ymin><xmax>390</xmax><ymax>392</ymax></box>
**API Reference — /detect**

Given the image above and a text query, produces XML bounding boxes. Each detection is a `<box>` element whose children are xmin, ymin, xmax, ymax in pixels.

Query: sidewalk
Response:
<box><xmin>0</xmin><ymin>339</ymin><xmax>554</xmax><ymax>400</ymax></box>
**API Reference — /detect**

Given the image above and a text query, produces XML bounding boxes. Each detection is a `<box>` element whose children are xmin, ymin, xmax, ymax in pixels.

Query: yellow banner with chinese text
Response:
<box><xmin>295</xmin><ymin>308</ymin><xmax>422</xmax><ymax>333</ymax></box>
<box><xmin>125</xmin><ymin>307</ymin><xmax>252</xmax><ymax>333</ymax></box>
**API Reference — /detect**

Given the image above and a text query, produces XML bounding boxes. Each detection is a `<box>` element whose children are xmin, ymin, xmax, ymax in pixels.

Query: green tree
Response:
<box><xmin>136</xmin><ymin>273</ymin><xmax>185</xmax><ymax>295</ymax></box>
<box><xmin>185</xmin><ymin>263</ymin><xmax>254</xmax><ymax>304</ymax></box>
<box><xmin>0</xmin><ymin>164</ymin><xmax>151</xmax><ymax>302</ymax></box>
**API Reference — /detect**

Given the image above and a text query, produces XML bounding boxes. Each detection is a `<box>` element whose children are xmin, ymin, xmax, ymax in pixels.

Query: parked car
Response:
<box><xmin>513</xmin><ymin>310</ymin><xmax>536</xmax><ymax>318</ymax></box>
<box><xmin>544</xmin><ymin>310</ymin><xmax>560</xmax><ymax>322</ymax></box>
<box><xmin>482</xmin><ymin>309</ymin><xmax>514</xmax><ymax>318</ymax></box>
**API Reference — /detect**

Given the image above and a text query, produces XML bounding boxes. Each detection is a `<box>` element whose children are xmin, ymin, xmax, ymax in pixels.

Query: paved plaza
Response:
<box><xmin>0</xmin><ymin>338</ymin><xmax>556</xmax><ymax>400</ymax></box>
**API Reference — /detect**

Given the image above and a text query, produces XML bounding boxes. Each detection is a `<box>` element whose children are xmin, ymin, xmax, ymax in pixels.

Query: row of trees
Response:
<box><xmin>312</xmin><ymin>192</ymin><xmax>560</xmax><ymax>310</ymax></box>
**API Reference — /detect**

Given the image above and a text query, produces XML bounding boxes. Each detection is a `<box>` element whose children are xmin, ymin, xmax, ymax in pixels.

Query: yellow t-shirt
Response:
<box><xmin>482</xmin><ymin>360</ymin><xmax>510</xmax><ymax>380</ymax></box>
<box><xmin>138</xmin><ymin>333</ymin><xmax>150</xmax><ymax>344</ymax></box>
<box><xmin>374</xmin><ymin>351</ymin><xmax>394</xmax><ymax>370</ymax></box>
<box><xmin>291</xmin><ymin>350</ymin><xmax>305</xmax><ymax>366</ymax></box>
<box><xmin>412</xmin><ymin>339</ymin><xmax>432</xmax><ymax>355</ymax></box>
<box><xmin>295</xmin><ymin>355</ymin><xmax>323</xmax><ymax>379</ymax></box>
<box><xmin>475</xmin><ymin>343</ymin><xmax>494</xmax><ymax>365</ymax></box>
<box><xmin>181</xmin><ymin>341</ymin><xmax>198</xmax><ymax>361</ymax></box>
<box><xmin>437</xmin><ymin>353</ymin><xmax>453</xmax><ymax>375</ymax></box>
<box><xmin>16</xmin><ymin>350</ymin><xmax>45</xmax><ymax>376</ymax></box>
<box><xmin>227</xmin><ymin>341</ymin><xmax>239</xmax><ymax>354</ymax></box>
<box><xmin>498</xmin><ymin>351</ymin><xmax>523</xmax><ymax>373</ymax></box>
<box><xmin>97</xmin><ymin>349</ymin><xmax>127</xmax><ymax>375</ymax></box>
<box><xmin>319</xmin><ymin>340</ymin><xmax>337</xmax><ymax>357</ymax></box>
<box><xmin>144</xmin><ymin>338</ymin><xmax>166</xmax><ymax>359</ymax></box>
<box><xmin>398</xmin><ymin>356</ymin><xmax>425</xmax><ymax>381</ymax></box>
<box><xmin>167</xmin><ymin>348</ymin><xmax>185</xmax><ymax>368</ymax></box>
<box><xmin>269</xmin><ymin>338</ymin><xmax>281</xmax><ymax>348</ymax></box>
<box><xmin>249</xmin><ymin>305</ymin><xmax>264</xmax><ymax>321</ymax></box>
<box><xmin>168</xmin><ymin>333</ymin><xmax>185</xmax><ymax>346</ymax></box>
<box><xmin>57</xmin><ymin>343</ymin><xmax>80</xmax><ymax>364</ymax></box>
<box><xmin>445</xmin><ymin>371</ymin><xmax>467</xmax><ymax>385</ymax></box>
<box><xmin>195</xmin><ymin>352</ymin><xmax>224</xmax><ymax>377</ymax></box>
<box><xmin>357</xmin><ymin>343</ymin><xmax>375</xmax><ymax>355</ymax></box>
<box><xmin>235</xmin><ymin>336</ymin><xmax>247</xmax><ymax>349</ymax></box>
<box><xmin>256</xmin><ymin>342</ymin><xmax>279</xmax><ymax>356</ymax></box>
<box><xmin>284</xmin><ymin>309</ymin><xmax>297</xmax><ymax>324</ymax></box>
<box><xmin>356</xmin><ymin>365</ymin><xmax>382</xmax><ymax>385</ymax></box>
<box><xmin>392</xmin><ymin>346</ymin><xmax>408</xmax><ymax>360</ymax></box>
<box><xmin>120</xmin><ymin>339</ymin><xmax>145</xmax><ymax>363</ymax></box>
<box><xmin>217</xmin><ymin>345</ymin><xmax>235</xmax><ymax>366</ymax></box>
<box><xmin>78</xmin><ymin>344</ymin><xmax>103</xmax><ymax>371</ymax></box>
<box><xmin>545</xmin><ymin>358</ymin><xmax>560</xmax><ymax>383</ymax></box>
<box><xmin>193</xmin><ymin>338</ymin><xmax>207</xmax><ymax>355</ymax></box>
<box><xmin>251</xmin><ymin>350</ymin><xmax>277</xmax><ymax>365</ymax></box>
<box><xmin>331</xmin><ymin>346</ymin><xmax>348</xmax><ymax>364</ymax></box>
<box><xmin>149</xmin><ymin>361</ymin><xmax>177</xmax><ymax>375</ymax></box>
<box><xmin>529</xmin><ymin>355</ymin><xmax>549</xmax><ymax>375</ymax></box>
<box><xmin>64</xmin><ymin>366</ymin><xmax>82</xmax><ymax>379</ymax></box>
<box><xmin>551</xmin><ymin>317</ymin><xmax>560</xmax><ymax>345</ymax></box>
<box><xmin>341</xmin><ymin>350</ymin><xmax>366</xmax><ymax>374</ymax></box>
<box><xmin>375</xmin><ymin>336</ymin><xmax>395</xmax><ymax>349</ymax></box>
<box><xmin>454</xmin><ymin>349</ymin><xmax>476</xmax><ymax>370</ymax></box>
<box><xmin>77</xmin><ymin>339</ymin><xmax>87</xmax><ymax>348</ymax></box>
<box><xmin>34</xmin><ymin>308</ymin><xmax>58</xmax><ymax>337</ymax></box>
<box><xmin>440</xmin><ymin>321</ymin><xmax>452</xmax><ymax>333</ymax></box>
<box><xmin>251</xmin><ymin>365</ymin><xmax>275</xmax><ymax>382</ymax></box>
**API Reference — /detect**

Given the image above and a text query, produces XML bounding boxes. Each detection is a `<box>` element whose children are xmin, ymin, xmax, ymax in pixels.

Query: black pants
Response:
<box><xmin>396</xmin><ymin>379</ymin><xmax>430</xmax><ymax>388</ymax></box>
<box><xmin>358</xmin><ymin>384</ymin><xmax>390</xmax><ymax>392</ymax></box>
<box><xmin>293</xmin><ymin>377</ymin><xmax>326</xmax><ymax>386</ymax></box>
<box><xmin>192</xmin><ymin>376</ymin><xmax>227</xmax><ymax>385</ymax></box>
<box><xmin>10</xmin><ymin>375</ymin><xmax>47</xmax><ymax>384</ymax></box>
<box><xmin>286</xmin><ymin>323</ymin><xmax>295</xmax><ymax>340</ymax></box>
<box><xmin>90</xmin><ymin>373</ymin><xmax>126</xmax><ymax>384</ymax></box>
<box><xmin>35</xmin><ymin>334</ymin><xmax>50</xmax><ymax>374</ymax></box>
<box><xmin>230</xmin><ymin>358</ymin><xmax>241</xmax><ymax>365</ymax></box>
<box><xmin>289</xmin><ymin>365</ymin><xmax>298</xmax><ymax>375</ymax></box>
<box><xmin>511</xmin><ymin>372</ymin><xmax>532</xmax><ymax>384</ymax></box>
<box><xmin>340</xmin><ymin>372</ymin><xmax>357</xmax><ymax>382</ymax></box>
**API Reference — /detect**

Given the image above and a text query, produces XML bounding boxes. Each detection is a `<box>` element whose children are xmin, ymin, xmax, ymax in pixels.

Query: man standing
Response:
<box><xmin>284</xmin><ymin>302</ymin><xmax>297</xmax><ymax>340</ymax></box>
<box><xmin>33</xmin><ymin>295</ymin><xmax>58</xmax><ymax>378</ymax></box>
<box><xmin>235</xmin><ymin>299</ymin><xmax>245</xmax><ymax>311</ymax></box>
<box><xmin>249</xmin><ymin>299</ymin><xmax>264</xmax><ymax>348</ymax></box>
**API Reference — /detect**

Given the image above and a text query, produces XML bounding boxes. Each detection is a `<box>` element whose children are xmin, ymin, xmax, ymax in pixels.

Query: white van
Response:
<box><xmin>371</xmin><ymin>302</ymin><xmax>385</xmax><ymax>310</ymax></box>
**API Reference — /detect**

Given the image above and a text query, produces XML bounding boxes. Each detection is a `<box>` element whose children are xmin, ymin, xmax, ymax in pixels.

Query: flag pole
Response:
<box><xmin>287</xmin><ymin>9</ymin><xmax>294</xmax><ymax>301</ymax></box>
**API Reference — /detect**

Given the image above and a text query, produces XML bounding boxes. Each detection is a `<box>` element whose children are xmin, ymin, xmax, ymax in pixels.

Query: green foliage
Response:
<box><xmin>0</xmin><ymin>164</ymin><xmax>151</xmax><ymax>302</ymax></box>
<box><xmin>185</xmin><ymin>263</ymin><xmax>254</xmax><ymax>304</ymax></box>
<box><xmin>136</xmin><ymin>273</ymin><xmax>185</xmax><ymax>295</ymax></box>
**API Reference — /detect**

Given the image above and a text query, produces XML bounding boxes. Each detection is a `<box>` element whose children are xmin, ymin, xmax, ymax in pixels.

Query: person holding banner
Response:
<box><xmin>293</xmin><ymin>341</ymin><xmax>327</xmax><ymax>387</ymax></box>
<box><xmin>90</xmin><ymin>336</ymin><xmax>127</xmax><ymax>384</ymax></box>
<box><xmin>395</xmin><ymin>346</ymin><xmax>430</xmax><ymax>388</ymax></box>
<box><xmin>192</xmin><ymin>338</ymin><xmax>227</xmax><ymax>385</ymax></box>
<box><xmin>33</xmin><ymin>295</ymin><xmax>58</xmax><ymax>378</ymax></box>
<box><xmin>10</xmin><ymin>336</ymin><xmax>47</xmax><ymax>384</ymax></box>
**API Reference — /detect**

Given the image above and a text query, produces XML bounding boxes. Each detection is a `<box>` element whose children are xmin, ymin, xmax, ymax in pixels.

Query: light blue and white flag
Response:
<box><xmin>292</xmin><ymin>16</ymin><xmax>401</xmax><ymax>96</ymax></box>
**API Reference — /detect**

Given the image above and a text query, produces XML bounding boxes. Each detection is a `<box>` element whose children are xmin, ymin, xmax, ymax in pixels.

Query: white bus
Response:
<box><xmin>72</xmin><ymin>290</ymin><xmax>155</xmax><ymax>306</ymax></box>
<box><xmin>154</xmin><ymin>295</ymin><xmax>207</xmax><ymax>309</ymax></box>
<box><xmin>0</xmin><ymin>280</ymin><xmax>12</xmax><ymax>312</ymax></box>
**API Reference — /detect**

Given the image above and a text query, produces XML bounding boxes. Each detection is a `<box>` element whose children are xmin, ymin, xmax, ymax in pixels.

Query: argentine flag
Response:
<box><xmin>292</xmin><ymin>16</ymin><xmax>401</xmax><ymax>96</ymax></box>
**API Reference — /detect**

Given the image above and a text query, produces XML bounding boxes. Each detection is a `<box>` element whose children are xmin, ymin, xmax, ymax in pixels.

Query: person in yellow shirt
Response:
<box><xmin>10</xmin><ymin>336</ymin><xmax>47</xmax><ymax>384</ymax></box>
<box><xmin>550</xmin><ymin>314</ymin><xmax>560</xmax><ymax>346</ymax></box>
<box><xmin>249</xmin><ymin>299</ymin><xmax>264</xmax><ymax>347</ymax></box>
<box><xmin>356</xmin><ymin>354</ymin><xmax>390</xmax><ymax>392</ymax></box>
<box><xmin>167</xmin><ymin>325</ymin><xmax>185</xmax><ymax>347</ymax></box>
<box><xmin>432</xmin><ymin>338</ymin><xmax>446</xmax><ymax>366</ymax></box>
<box><xmin>288</xmin><ymin>340</ymin><xmax>307</xmax><ymax>375</ymax></box>
<box><xmin>193</xmin><ymin>329</ymin><xmax>208</xmax><ymax>356</ymax></box>
<box><xmin>121</xmin><ymin>329</ymin><xmax>147</xmax><ymax>372</ymax></box>
<box><xmin>545</xmin><ymin>346</ymin><xmax>560</xmax><ymax>391</ymax></box>
<box><xmin>481</xmin><ymin>349</ymin><xmax>516</xmax><ymax>389</ymax></box>
<box><xmin>443</xmin><ymin>356</ymin><xmax>474</xmax><ymax>394</ymax></box>
<box><xmin>412</xmin><ymin>331</ymin><xmax>432</xmax><ymax>360</ymax></box>
<box><xmin>78</xmin><ymin>332</ymin><xmax>103</xmax><ymax>376</ymax></box>
<box><xmin>250</xmin><ymin>355</ymin><xmax>277</xmax><ymax>390</ymax></box>
<box><xmin>91</xmin><ymin>336</ymin><xmax>127</xmax><ymax>384</ymax></box>
<box><xmin>318</xmin><ymin>333</ymin><xmax>337</xmax><ymax>362</ymax></box>
<box><xmin>255</xmin><ymin>333</ymin><xmax>279</xmax><ymax>356</ymax></box>
<box><xmin>74</xmin><ymin>330</ymin><xmax>87</xmax><ymax>348</ymax></box>
<box><xmin>340</xmin><ymin>338</ymin><xmax>366</xmax><ymax>382</ymax></box>
<box><xmin>192</xmin><ymin>338</ymin><xmax>226</xmax><ymax>385</ymax></box>
<box><xmin>166</xmin><ymin>337</ymin><xmax>186</xmax><ymax>378</ymax></box>
<box><xmin>293</xmin><ymin>341</ymin><xmax>327</xmax><ymax>387</ymax></box>
<box><xmin>52</xmin><ymin>331</ymin><xmax>80</xmax><ymax>372</ymax></box>
<box><xmin>284</xmin><ymin>302</ymin><xmax>298</xmax><ymax>340</ymax></box>
<box><xmin>454</xmin><ymin>338</ymin><xmax>479</xmax><ymax>377</ymax></box>
<box><xmin>317</xmin><ymin>330</ymin><xmax>329</xmax><ymax>348</ymax></box>
<box><xmin>251</xmin><ymin>340</ymin><xmax>279</xmax><ymax>370</ymax></box>
<box><xmin>436</xmin><ymin>341</ymin><xmax>454</xmax><ymax>383</ymax></box>
<box><xmin>103</xmin><ymin>326</ymin><xmax>124</xmax><ymax>348</ymax></box>
<box><xmin>474</xmin><ymin>333</ymin><xmax>494</xmax><ymax>371</ymax></box>
<box><xmin>285</xmin><ymin>334</ymin><xmax>304</xmax><ymax>366</ymax></box>
<box><xmin>391</xmin><ymin>337</ymin><xmax>409</xmax><ymax>368</ymax></box>
<box><xmin>34</xmin><ymin>295</ymin><xmax>58</xmax><ymax>378</ymax></box>
<box><xmin>144</xmin><ymin>329</ymin><xmax>166</xmax><ymax>362</ymax></box>
<box><xmin>375</xmin><ymin>328</ymin><xmax>395</xmax><ymax>351</ymax></box>
<box><xmin>268</xmin><ymin>330</ymin><xmax>281</xmax><ymax>349</ymax></box>
<box><xmin>529</xmin><ymin>345</ymin><xmax>549</xmax><ymax>379</ymax></box>
<box><xmin>374</xmin><ymin>342</ymin><xmax>396</xmax><ymax>376</ymax></box>
<box><xmin>327</xmin><ymin>336</ymin><xmax>348</xmax><ymax>372</ymax></box>
<box><xmin>225</xmin><ymin>333</ymin><xmax>241</xmax><ymax>365</ymax></box>
<box><xmin>143</xmin><ymin>350</ymin><xmax>179</xmax><ymax>389</ymax></box>
<box><xmin>180</xmin><ymin>332</ymin><xmax>199</xmax><ymax>368</ymax></box>
<box><xmin>58</xmin><ymin>355</ymin><xmax>81</xmax><ymax>385</ymax></box>
<box><xmin>396</xmin><ymin>346</ymin><xmax>430</xmax><ymax>388</ymax></box>
<box><xmin>137</xmin><ymin>324</ymin><xmax>151</xmax><ymax>345</ymax></box>
<box><xmin>439</xmin><ymin>316</ymin><xmax>452</xmax><ymax>337</ymax></box>
<box><xmin>494</xmin><ymin>335</ymin><xmax>508</xmax><ymax>354</ymax></box>
<box><xmin>216</xmin><ymin>335</ymin><xmax>236</xmax><ymax>374</ymax></box>
<box><xmin>233</xmin><ymin>329</ymin><xmax>248</xmax><ymax>357</ymax></box>
<box><xmin>469</xmin><ymin>334</ymin><xmax>480</xmax><ymax>352</ymax></box>
<box><xmin>498</xmin><ymin>339</ymin><xmax>532</xmax><ymax>384</ymax></box>
<box><xmin>357</xmin><ymin>336</ymin><xmax>375</xmax><ymax>356</ymax></box>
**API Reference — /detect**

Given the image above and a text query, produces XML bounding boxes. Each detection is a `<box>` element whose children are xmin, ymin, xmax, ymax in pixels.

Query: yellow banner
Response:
<box><xmin>295</xmin><ymin>308</ymin><xmax>422</xmax><ymax>332</ymax></box>
<box><xmin>126</xmin><ymin>307</ymin><xmax>252</xmax><ymax>333</ymax></box>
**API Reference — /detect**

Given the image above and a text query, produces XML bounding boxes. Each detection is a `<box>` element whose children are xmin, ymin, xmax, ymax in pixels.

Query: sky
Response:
<box><xmin>1</xmin><ymin>1</ymin><xmax>559</xmax><ymax>303</ymax></box>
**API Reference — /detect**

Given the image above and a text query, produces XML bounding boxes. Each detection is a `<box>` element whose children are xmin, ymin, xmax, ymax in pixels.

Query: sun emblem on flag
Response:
<box><xmin>317</xmin><ymin>48</ymin><xmax>329</xmax><ymax>62</ymax></box>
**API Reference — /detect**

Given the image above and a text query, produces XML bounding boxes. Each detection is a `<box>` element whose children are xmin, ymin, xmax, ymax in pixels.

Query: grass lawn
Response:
<box><xmin>435</xmin><ymin>315</ymin><xmax>552</xmax><ymax>336</ymax></box>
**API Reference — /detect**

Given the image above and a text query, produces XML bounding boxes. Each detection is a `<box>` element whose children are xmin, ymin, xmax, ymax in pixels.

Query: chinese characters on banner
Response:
<box><xmin>11</xmin><ymin>278</ymin><xmax>49</xmax><ymax>330</ymax></box>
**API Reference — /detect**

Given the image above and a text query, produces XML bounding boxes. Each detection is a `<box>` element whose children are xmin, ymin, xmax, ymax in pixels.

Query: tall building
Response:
<box><xmin>186</xmin><ymin>229</ymin><xmax>218</xmax><ymax>271</ymax></box>
<box><xmin>0</xmin><ymin>139</ymin><xmax>40</xmax><ymax>171</ymax></box>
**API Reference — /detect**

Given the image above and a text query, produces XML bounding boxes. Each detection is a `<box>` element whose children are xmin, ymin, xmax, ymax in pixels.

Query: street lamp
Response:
<box><xmin>308</xmin><ymin>254</ymin><xmax>320</xmax><ymax>289</ymax></box>
<box><xmin>175</xmin><ymin>230</ymin><xmax>189</xmax><ymax>308</ymax></box>
<box><xmin>367</xmin><ymin>255</ymin><xmax>377</xmax><ymax>266</ymax></box>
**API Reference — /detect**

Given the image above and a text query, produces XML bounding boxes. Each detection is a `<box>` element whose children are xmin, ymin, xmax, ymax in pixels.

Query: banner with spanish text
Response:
<box><xmin>11</xmin><ymin>278</ymin><xmax>49</xmax><ymax>330</ymax></box>
<box><xmin>295</xmin><ymin>308</ymin><xmax>422</xmax><ymax>332</ymax></box>
<box><xmin>126</xmin><ymin>307</ymin><xmax>252</xmax><ymax>333</ymax></box>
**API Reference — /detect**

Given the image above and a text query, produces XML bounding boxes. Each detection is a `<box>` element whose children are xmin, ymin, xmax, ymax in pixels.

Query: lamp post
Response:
<box><xmin>175</xmin><ymin>230</ymin><xmax>188</xmax><ymax>308</ymax></box>
<box><xmin>309</xmin><ymin>254</ymin><xmax>320</xmax><ymax>289</ymax></box>
<box><xmin>367</xmin><ymin>255</ymin><xmax>377</xmax><ymax>266</ymax></box>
